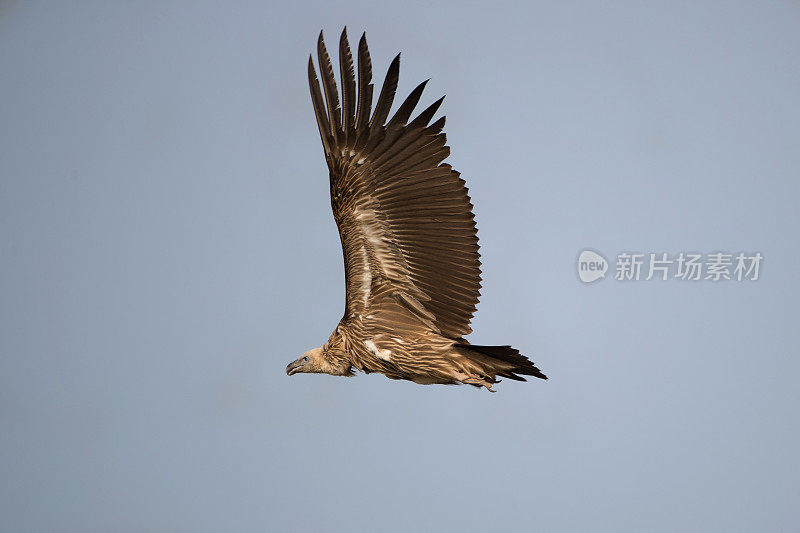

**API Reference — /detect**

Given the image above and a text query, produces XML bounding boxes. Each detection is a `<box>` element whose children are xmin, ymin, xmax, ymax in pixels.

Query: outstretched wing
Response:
<box><xmin>308</xmin><ymin>28</ymin><xmax>481</xmax><ymax>338</ymax></box>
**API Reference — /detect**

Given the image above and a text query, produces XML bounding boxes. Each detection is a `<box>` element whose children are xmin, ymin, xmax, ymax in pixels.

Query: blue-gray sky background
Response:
<box><xmin>2</xmin><ymin>1</ymin><xmax>799</xmax><ymax>531</ymax></box>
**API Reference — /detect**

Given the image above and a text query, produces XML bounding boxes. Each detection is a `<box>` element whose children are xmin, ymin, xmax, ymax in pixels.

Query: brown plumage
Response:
<box><xmin>285</xmin><ymin>28</ymin><xmax>546</xmax><ymax>391</ymax></box>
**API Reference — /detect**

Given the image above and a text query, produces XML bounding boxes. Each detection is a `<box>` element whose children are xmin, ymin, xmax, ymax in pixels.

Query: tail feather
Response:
<box><xmin>455</xmin><ymin>343</ymin><xmax>548</xmax><ymax>382</ymax></box>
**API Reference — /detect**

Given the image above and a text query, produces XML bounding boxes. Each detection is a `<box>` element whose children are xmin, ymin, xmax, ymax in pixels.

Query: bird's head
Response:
<box><xmin>286</xmin><ymin>347</ymin><xmax>353</xmax><ymax>377</ymax></box>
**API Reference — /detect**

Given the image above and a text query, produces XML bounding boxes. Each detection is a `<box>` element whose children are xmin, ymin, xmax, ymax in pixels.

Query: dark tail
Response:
<box><xmin>455</xmin><ymin>343</ymin><xmax>548</xmax><ymax>382</ymax></box>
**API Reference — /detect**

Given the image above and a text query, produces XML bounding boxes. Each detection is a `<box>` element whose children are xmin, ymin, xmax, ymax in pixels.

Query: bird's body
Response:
<box><xmin>285</xmin><ymin>29</ymin><xmax>546</xmax><ymax>391</ymax></box>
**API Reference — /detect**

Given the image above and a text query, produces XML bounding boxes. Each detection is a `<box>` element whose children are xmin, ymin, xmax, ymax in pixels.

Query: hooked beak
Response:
<box><xmin>286</xmin><ymin>359</ymin><xmax>304</xmax><ymax>376</ymax></box>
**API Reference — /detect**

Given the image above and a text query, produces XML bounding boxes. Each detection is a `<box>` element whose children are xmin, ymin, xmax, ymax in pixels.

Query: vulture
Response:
<box><xmin>285</xmin><ymin>29</ymin><xmax>546</xmax><ymax>391</ymax></box>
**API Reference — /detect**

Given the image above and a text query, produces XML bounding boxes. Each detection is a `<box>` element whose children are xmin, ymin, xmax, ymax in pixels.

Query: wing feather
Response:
<box><xmin>308</xmin><ymin>57</ymin><xmax>333</xmax><ymax>160</ymax></box>
<box><xmin>407</xmin><ymin>96</ymin><xmax>444</xmax><ymax>130</ymax></box>
<box><xmin>385</xmin><ymin>79</ymin><xmax>428</xmax><ymax>130</ymax></box>
<box><xmin>369</xmin><ymin>54</ymin><xmax>400</xmax><ymax>130</ymax></box>
<box><xmin>317</xmin><ymin>31</ymin><xmax>341</xmax><ymax>144</ymax></box>
<box><xmin>338</xmin><ymin>28</ymin><xmax>356</xmax><ymax>140</ymax></box>
<box><xmin>355</xmin><ymin>33</ymin><xmax>373</xmax><ymax>132</ymax></box>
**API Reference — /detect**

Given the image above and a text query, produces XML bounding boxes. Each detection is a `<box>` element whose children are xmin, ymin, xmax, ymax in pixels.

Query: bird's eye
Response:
<box><xmin>302</xmin><ymin>356</ymin><xmax>309</xmax><ymax>363</ymax></box>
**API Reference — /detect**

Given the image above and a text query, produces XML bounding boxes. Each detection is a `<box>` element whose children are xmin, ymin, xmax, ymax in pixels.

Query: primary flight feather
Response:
<box><xmin>285</xmin><ymin>28</ymin><xmax>546</xmax><ymax>391</ymax></box>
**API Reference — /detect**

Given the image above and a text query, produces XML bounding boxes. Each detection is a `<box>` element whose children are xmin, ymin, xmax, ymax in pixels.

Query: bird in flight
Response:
<box><xmin>285</xmin><ymin>28</ymin><xmax>546</xmax><ymax>391</ymax></box>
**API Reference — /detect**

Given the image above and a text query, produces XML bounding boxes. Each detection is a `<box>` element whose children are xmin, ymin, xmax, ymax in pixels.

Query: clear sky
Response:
<box><xmin>1</xmin><ymin>1</ymin><xmax>799</xmax><ymax>531</ymax></box>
